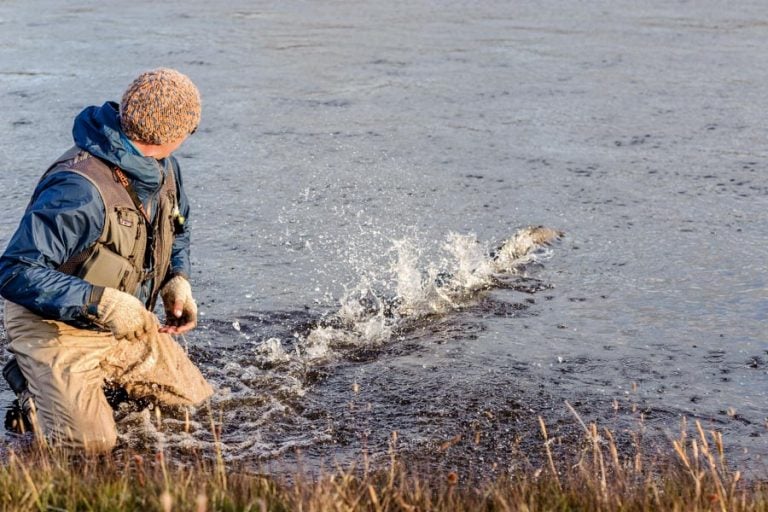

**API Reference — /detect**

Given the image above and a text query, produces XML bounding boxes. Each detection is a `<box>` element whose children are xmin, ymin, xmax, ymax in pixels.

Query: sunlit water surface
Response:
<box><xmin>0</xmin><ymin>0</ymin><xmax>766</xmax><ymax>475</ymax></box>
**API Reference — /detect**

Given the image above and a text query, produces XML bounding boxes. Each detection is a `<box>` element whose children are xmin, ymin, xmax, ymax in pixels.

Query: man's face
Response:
<box><xmin>154</xmin><ymin>136</ymin><xmax>189</xmax><ymax>159</ymax></box>
<box><xmin>132</xmin><ymin>134</ymin><xmax>191</xmax><ymax>160</ymax></box>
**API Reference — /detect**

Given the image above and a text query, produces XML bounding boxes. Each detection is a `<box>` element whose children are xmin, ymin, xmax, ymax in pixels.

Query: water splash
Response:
<box><xmin>299</xmin><ymin>226</ymin><xmax>562</xmax><ymax>361</ymax></box>
<box><xmin>127</xmin><ymin>227</ymin><xmax>561</xmax><ymax>461</ymax></box>
<box><xmin>254</xmin><ymin>337</ymin><xmax>291</xmax><ymax>365</ymax></box>
<box><xmin>302</xmin><ymin>279</ymin><xmax>393</xmax><ymax>361</ymax></box>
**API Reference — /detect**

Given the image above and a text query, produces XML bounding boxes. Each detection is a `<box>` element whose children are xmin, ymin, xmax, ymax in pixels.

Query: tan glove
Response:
<box><xmin>159</xmin><ymin>276</ymin><xmax>198</xmax><ymax>334</ymax></box>
<box><xmin>97</xmin><ymin>287</ymin><xmax>158</xmax><ymax>342</ymax></box>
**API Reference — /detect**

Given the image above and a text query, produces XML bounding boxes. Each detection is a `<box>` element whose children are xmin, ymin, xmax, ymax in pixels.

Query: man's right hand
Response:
<box><xmin>96</xmin><ymin>287</ymin><xmax>158</xmax><ymax>341</ymax></box>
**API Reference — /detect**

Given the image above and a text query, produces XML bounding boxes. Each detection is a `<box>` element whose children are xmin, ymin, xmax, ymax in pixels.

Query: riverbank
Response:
<box><xmin>1</xmin><ymin>418</ymin><xmax>765</xmax><ymax>512</ymax></box>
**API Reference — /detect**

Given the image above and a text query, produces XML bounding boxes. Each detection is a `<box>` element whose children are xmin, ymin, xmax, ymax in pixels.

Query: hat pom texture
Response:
<box><xmin>120</xmin><ymin>68</ymin><xmax>201</xmax><ymax>145</ymax></box>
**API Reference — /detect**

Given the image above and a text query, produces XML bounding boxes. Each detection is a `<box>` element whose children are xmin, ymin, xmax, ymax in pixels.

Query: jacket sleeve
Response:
<box><xmin>0</xmin><ymin>171</ymin><xmax>105</xmax><ymax>321</ymax></box>
<box><xmin>169</xmin><ymin>157</ymin><xmax>191</xmax><ymax>279</ymax></box>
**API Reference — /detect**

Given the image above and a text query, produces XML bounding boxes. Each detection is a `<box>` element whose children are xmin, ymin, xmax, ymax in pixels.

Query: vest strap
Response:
<box><xmin>112</xmin><ymin>167</ymin><xmax>152</xmax><ymax>225</ymax></box>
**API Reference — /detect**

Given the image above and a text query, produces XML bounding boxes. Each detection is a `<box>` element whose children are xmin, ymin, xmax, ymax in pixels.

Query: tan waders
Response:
<box><xmin>3</xmin><ymin>301</ymin><xmax>213</xmax><ymax>453</ymax></box>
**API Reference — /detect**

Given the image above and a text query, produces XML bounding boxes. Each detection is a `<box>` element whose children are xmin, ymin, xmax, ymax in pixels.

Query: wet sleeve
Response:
<box><xmin>0</xmin><ymin>172</ymin><xmax>105</xmax><ymax>321</ymax></box>
<box><xmin>169</xmin><ymin>158</ymin><xmax>191</xmax><ymax>279</ymax></box>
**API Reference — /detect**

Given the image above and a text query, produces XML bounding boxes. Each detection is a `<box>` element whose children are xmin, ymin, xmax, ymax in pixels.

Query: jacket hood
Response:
<box><xmin>72</xmin><ymin>101</ymin><xmax>169</xmax><ymax>203</ymax></box>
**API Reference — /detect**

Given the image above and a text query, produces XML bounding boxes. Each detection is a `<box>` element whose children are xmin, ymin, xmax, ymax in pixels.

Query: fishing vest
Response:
<box><xmin>42</xmin><ymin>146</ymin><xmax>177</xmax><ymax>309</ymax></box>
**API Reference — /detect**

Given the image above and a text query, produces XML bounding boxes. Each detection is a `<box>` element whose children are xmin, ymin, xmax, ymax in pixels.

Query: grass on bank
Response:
<box><xmin>0</xmin><ymin>413</ymin><xmax>766</xmax><ymax>512</ymax></box>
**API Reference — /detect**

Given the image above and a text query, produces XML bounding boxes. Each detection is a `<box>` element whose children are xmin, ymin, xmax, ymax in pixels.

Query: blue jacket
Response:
<box><xmin>0</xmin><ymin>102</ymin><xmax>191</xmax><ymax>322</ymax></box>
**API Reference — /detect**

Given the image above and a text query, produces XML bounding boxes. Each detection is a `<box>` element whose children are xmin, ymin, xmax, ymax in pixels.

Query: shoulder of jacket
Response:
<box><xmin>38</xmin><ymin>165</ymin><xmax>100</xmax><ymax>192</ymax></box>
<box><xmin>33</xmin><ymin>151</ymin><xmax>106</xmax><ymax>212</ymax></box>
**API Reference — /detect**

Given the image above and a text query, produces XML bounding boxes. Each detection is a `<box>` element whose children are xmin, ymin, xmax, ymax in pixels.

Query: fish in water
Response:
<box><xmin>490</xmin><ymin>225</ymin><xmax>564</xmax><ymax>271</ymax></box>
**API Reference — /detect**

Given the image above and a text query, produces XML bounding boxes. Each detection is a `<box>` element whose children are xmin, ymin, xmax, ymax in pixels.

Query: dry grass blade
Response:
<box><xmin>0</xmin><ymin>414</ymin><xmax>762</xmax><ymax>511</ymax></box>
<box><xmin>538</xmin><ymin>416</ymin><xmax>561</xmax><ymax>491</ymax></box>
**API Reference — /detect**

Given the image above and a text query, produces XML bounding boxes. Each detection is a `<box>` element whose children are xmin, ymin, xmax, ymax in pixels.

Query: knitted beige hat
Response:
<box><xmin>120</xmin><ymin>68</ymin><xmax>201</xmax><ymax>145</ymax></box>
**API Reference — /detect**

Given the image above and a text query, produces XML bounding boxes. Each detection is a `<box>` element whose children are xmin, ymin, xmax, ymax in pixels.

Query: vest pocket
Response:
<box><xmin>109</xmin><ymin>207</ymin><xmax>142</xmax><ymax>256</ymax></box>
<box><xmin>77</xmin><ymin>244</ymin><xmax>141</xmax><ymax>295</ymax></box>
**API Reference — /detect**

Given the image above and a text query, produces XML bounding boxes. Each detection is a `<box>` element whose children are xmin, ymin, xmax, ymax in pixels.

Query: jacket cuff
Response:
<box><xmin>162</xmin><ymin>271</ymin><xmax>189</xmax><ymax>288</ymax></box>
<box><xmin>84</xmin><ymin>285</ymin><xmax>105</xmax><ymax>318</ymax></box>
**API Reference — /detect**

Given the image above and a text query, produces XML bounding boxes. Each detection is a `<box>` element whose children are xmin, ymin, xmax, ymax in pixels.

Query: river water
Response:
<box><xmin>0</xmin><ymin>0</ymin><xmax>766</xmax><ymax>476</ymax></box>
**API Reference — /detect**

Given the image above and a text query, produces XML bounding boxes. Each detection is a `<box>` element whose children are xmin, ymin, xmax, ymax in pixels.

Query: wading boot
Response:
<box><xmin>3</xmin><ymin>358</ymin><xmax>34</xmax><ymax>434</ymax></box>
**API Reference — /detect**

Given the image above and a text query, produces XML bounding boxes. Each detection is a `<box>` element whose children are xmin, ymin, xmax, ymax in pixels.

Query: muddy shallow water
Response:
<box><xmin>0</xmin><ymin>0</ymin><xmax>766</xmax><ymax>475</ymax></box>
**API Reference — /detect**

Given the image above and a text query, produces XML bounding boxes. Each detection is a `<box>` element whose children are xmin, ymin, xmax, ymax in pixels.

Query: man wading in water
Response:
<box><xmin>0</xmin><ymin>68</ymin><xmax>213</xmax><ymax>452</ymax></box>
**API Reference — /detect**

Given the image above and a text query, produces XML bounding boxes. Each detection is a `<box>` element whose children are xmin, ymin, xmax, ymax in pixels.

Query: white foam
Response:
<box><xmin>254</xmin><ymin>337</ymin><xmax>291</xmax><ymax>364</ymax></box>
<box><xmin>297</xmin><ymin>227</ymin><xmax>557</xmax><ymax>358</ymax></box>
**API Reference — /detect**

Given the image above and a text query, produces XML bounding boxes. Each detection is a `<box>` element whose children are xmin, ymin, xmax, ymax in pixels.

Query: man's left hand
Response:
<box><xmin>159</xmin><ymin>275</ymin><xmax>198</xmax><ymax>334</ymax></box>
